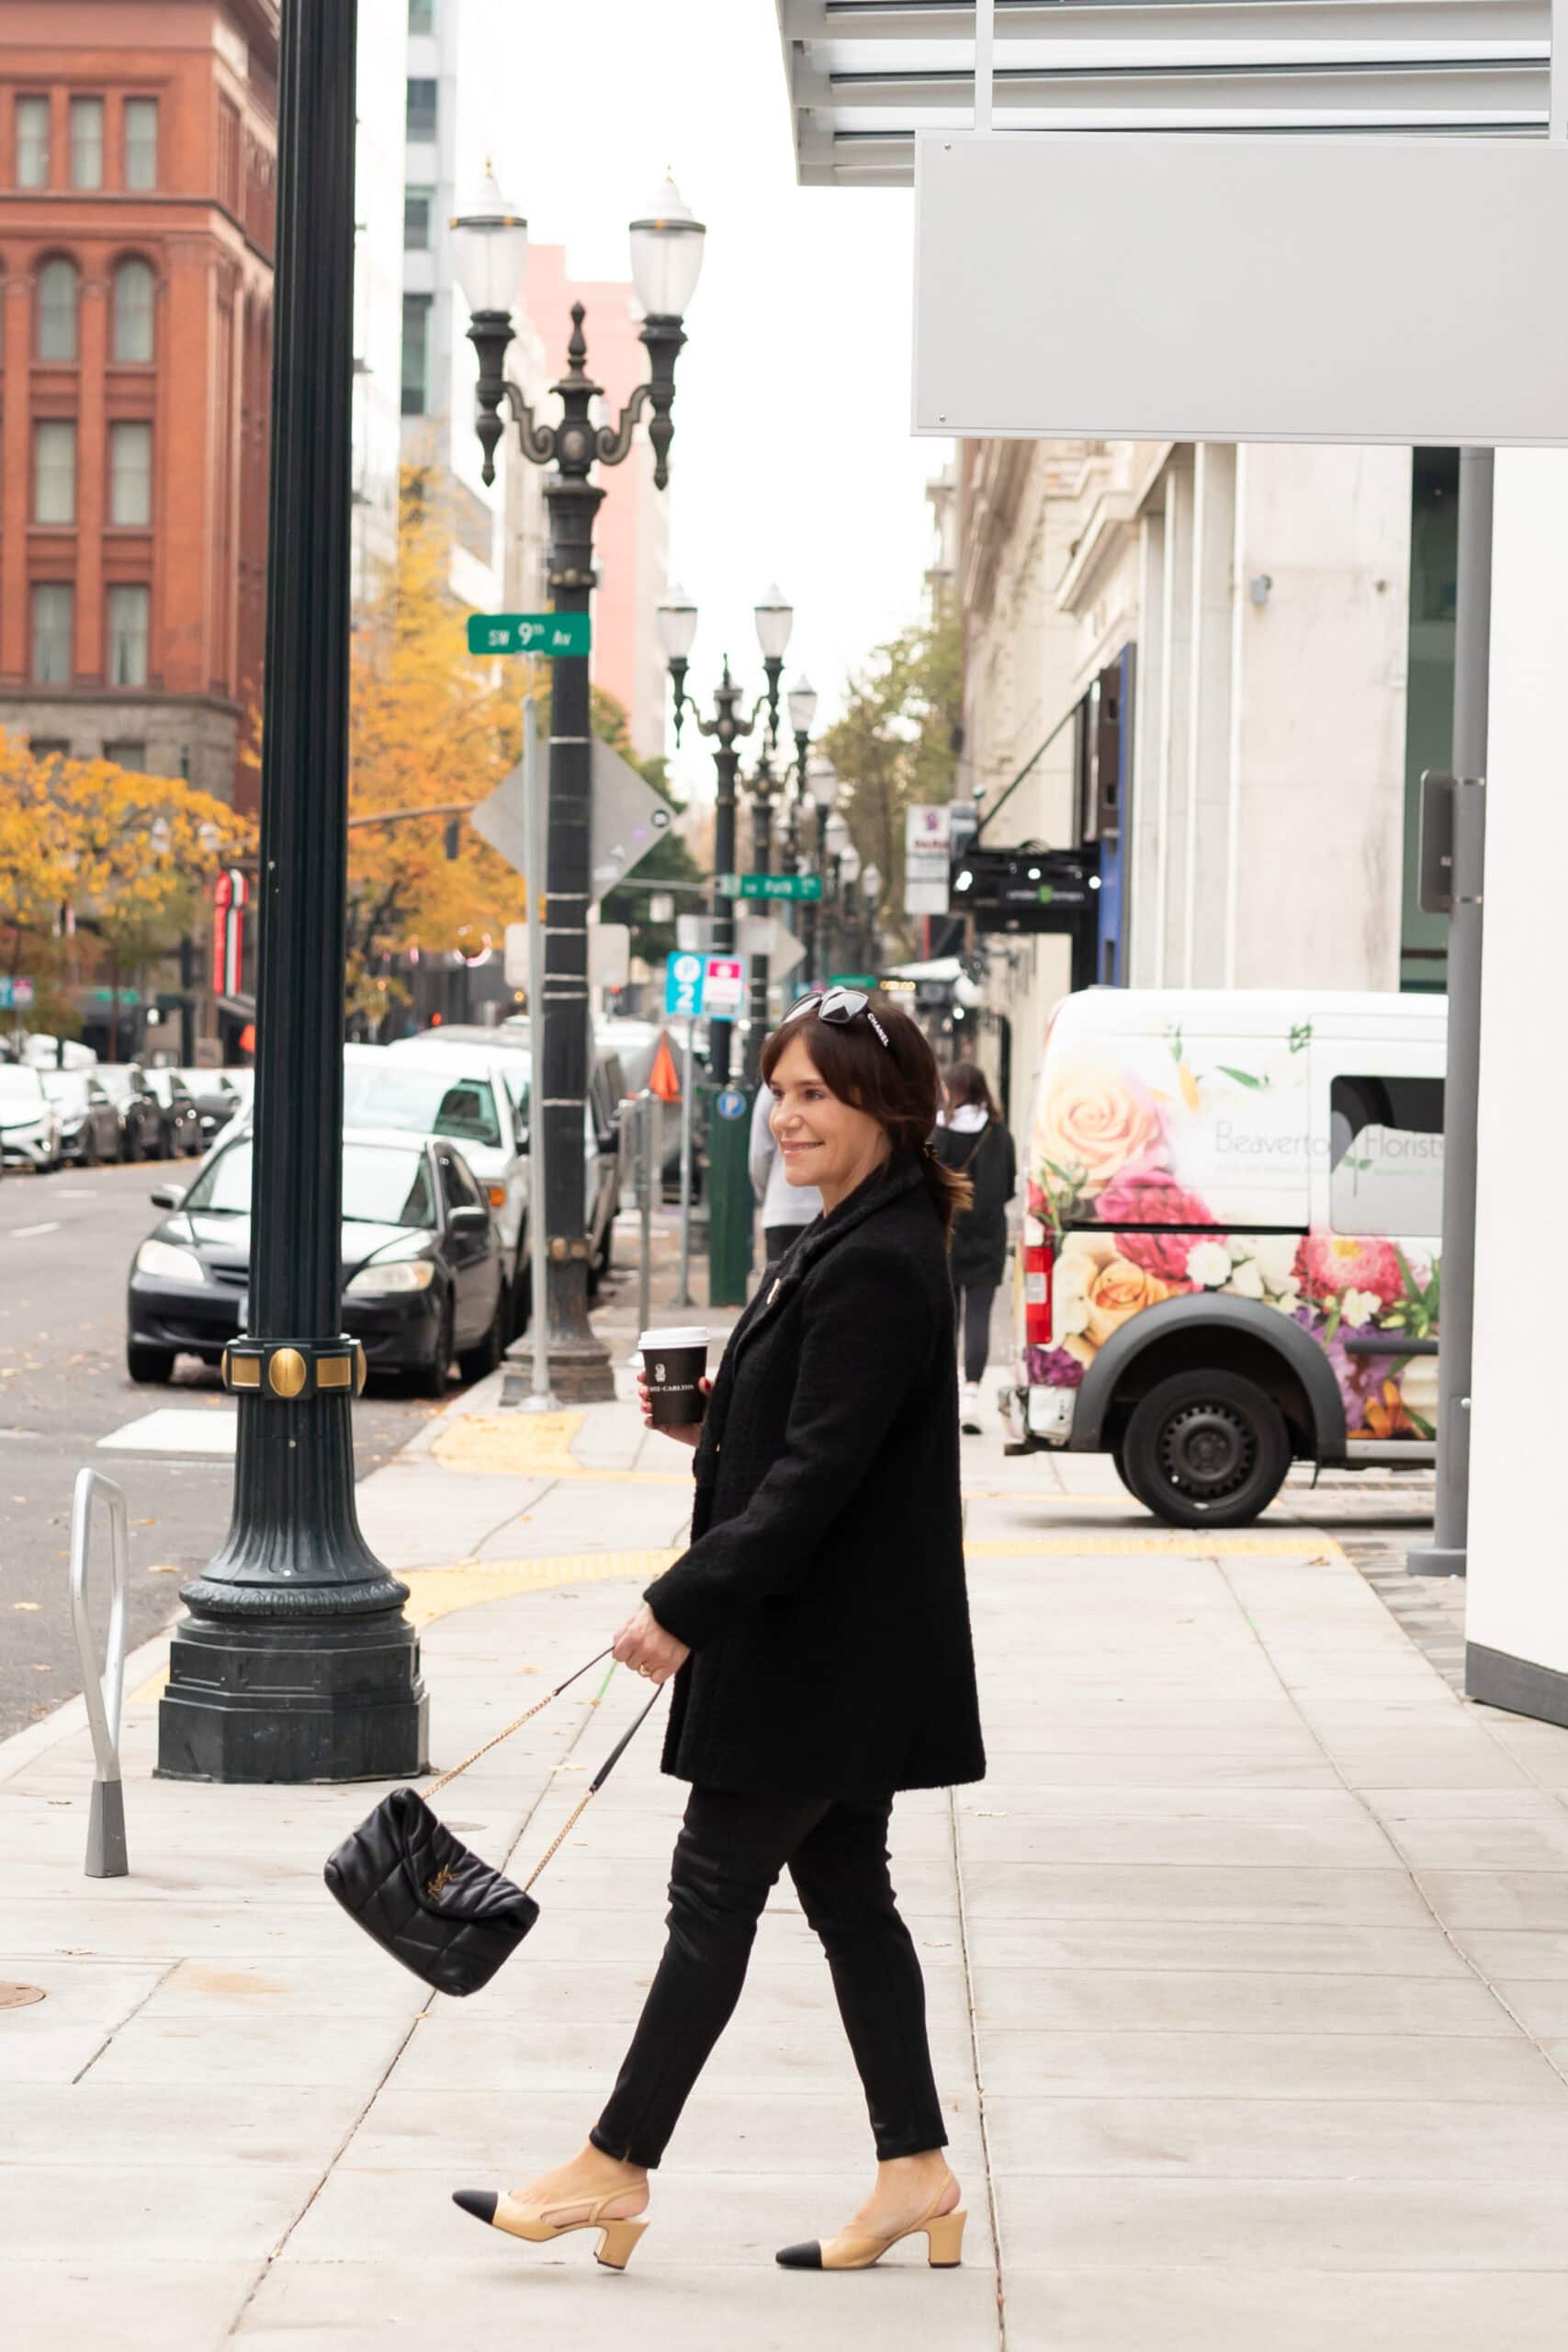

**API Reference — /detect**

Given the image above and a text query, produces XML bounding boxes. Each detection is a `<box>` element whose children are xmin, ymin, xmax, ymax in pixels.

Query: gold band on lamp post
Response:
<box><xmin>268</xmin><ymin>1348</ymin><xmax>308</xmax><ymax>1398</ymax></box>
<box><xmin>220</xmin><ymin>1340</ymin><xmax>362</xmax><ymax>1400</ymax></box>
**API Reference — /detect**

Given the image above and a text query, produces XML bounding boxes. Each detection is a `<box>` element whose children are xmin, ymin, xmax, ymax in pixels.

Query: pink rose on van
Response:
<box><xmin>1096</xmin><ymin>1158</ymin><xmax>1213</xmax><ymax>1281</ymax></box>
<box><xmin>1294</xmin><ymin>1232</ymin><xmax>1402</xmax><ymax>1308</ymax></box>
<box><xmin>1038</xmin><ymin>1064</ymin><xmax>1166</xmax><ymax>1199</ymax></box>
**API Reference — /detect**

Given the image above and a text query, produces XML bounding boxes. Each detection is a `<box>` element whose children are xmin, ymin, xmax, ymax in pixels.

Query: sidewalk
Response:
<box><xmin>6</xmin><ymin>1233</ymin><xmax>1568</xmax><ymax>2345</ymax></box>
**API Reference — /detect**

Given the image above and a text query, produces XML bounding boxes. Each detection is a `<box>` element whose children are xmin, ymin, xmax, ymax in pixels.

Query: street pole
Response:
<box><xmin>158</xmin><ymin>0</ymin><xmax>425</xmax><ymax>1783</ymax></box>
<box><xmin>1410</xmin><ymin>445</ymin><xmax>1492</xmax><ymax>1580</ymax></box>
<box><xmin>522</xmin><ymin>696</ymin><xmax>555</xmax><ymax>1411</ymax></box>
<box><xmin>675</xmin><ymin>1019</ymin><xmax>696</xmax><ymax>1308</ymax></box>
<box><xmin>746</xmin><ymin>743</ymin><xmax>774</xmax><ymax>1082</ymax></box>
<box><xmin>705</xmin><ymin>664</ymin><xmax>745</xmax><ymax>1088</ymax></box>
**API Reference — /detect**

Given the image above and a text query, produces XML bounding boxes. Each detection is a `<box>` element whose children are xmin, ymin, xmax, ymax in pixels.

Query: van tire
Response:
<box><xmin>1121</xmin><ymin>1369</ymin><xmax>1290</xmax><ymax>1529</ymax></box>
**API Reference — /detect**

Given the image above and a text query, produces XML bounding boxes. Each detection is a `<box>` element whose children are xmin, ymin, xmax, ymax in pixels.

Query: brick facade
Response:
<box><xmin>0</xmin><ymin>0</ymin><xmax>277</xmax><ymax>812</ymax></box>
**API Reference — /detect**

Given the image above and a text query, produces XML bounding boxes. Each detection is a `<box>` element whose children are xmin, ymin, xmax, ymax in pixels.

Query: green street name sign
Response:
<box><xmin>828</xmin><ymin>972</ymin><xmax>880</xmax><ymax>989</ymax></box>
<box><xmin>467</xmin><ymin>612</ymin><xmax>592</xmax><ymax>658</ymax></box>
<box><xmin>730</xmin><ymin>872</ymin><xmax>823</xmax><ymax>902</ymax></box>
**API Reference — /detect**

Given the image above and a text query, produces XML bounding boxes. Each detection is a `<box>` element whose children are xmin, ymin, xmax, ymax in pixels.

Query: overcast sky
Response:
<box><xmin>476</xmin><ymin>0</ymin><xmax>950</xmax><ymax>791</ymax></box>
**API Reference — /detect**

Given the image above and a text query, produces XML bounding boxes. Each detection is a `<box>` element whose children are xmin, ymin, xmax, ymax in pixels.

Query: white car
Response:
<box><xmin>0</xmin><ymin>1063</ymin><xmax>62</xmax><ymax>1171</ymax></box>
<box><xmin>345</xmin><ymin>1043</ymin><xmax>530</xmax><ymax>1333</ymax></box>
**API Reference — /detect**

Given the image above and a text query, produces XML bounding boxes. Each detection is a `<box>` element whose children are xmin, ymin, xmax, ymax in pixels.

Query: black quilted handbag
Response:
<box><xmin>323</xmin><ymin>1647</ymin><xmax>664</xmax><ymax>1998</ymax></box>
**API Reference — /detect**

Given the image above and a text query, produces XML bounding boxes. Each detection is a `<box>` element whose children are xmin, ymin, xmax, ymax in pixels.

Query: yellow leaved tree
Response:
<box><xmin>347</xmin><ymin>468</ymin><xmax>541</xmax><ymax>1025</ymax></box>
<box><xmin>0</xmin><ymin>730</ymin><xmax>254</xmax><ymax>1032</ymax></box>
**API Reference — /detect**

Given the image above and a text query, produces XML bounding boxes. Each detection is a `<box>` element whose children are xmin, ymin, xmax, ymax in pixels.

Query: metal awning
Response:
<box><xmin>773</xmin><ymin>0</ymin><xmax>1551</xmax><ymax>184</ymax></box>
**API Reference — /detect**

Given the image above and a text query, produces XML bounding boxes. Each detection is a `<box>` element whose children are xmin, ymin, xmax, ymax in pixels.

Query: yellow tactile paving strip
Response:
<box><xmin>430</xmin><ymin>1413</ymin><xmax>689</xmax><ymax>1485</ymax></box>
<box><xmin>965</xmin><ymin>1532</ymin><xmax>1348</xmax><ymax>1561</ymax></box>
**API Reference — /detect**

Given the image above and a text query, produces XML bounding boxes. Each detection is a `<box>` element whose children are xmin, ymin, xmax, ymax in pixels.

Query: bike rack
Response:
<box><xmin>68</xmin><ymin>1467</ymin><xmax>130</xmax><ymax>1879</ymax></box>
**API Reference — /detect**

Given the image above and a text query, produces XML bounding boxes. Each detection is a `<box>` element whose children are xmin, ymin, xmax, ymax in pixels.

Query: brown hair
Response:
<box><xmin>943</xmin><ymin>1060</ymin><xmax>1003</xmax><ymax>1125</ymax></box>
<box><xmin>761</xmin><ymin>992</ymin><xmax>974</xmax><ymax>1237</ymax></box>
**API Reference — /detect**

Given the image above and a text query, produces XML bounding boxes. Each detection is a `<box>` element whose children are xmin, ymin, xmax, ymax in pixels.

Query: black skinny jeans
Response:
<box><xmin>591</xmin><ymin>1785</ymin><xmax>947</xmax><ymax>2170</ymax></box>
<box><xmin>957</xmin><ymin>1283</ymin><xmax>998</xmax><ymax>1386</ymax></box>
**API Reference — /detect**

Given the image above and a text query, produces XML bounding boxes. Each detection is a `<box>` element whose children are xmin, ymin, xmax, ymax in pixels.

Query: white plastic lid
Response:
<box><xmin>638</xmin><ymin>1327</ymin><xmax>709</xmax><ymax>1350</ymax></box>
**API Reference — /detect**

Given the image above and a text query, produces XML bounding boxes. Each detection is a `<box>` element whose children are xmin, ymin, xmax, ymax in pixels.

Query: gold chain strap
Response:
<box><xmin>424</xmin><ymin>1685</ymin><xmax>564</xmax><ymax>1802</ymax></box>
<box><xmin>523</xmin><ymin>1787</ymin><xmax>597</xmax><ymax>1891</ymax></box>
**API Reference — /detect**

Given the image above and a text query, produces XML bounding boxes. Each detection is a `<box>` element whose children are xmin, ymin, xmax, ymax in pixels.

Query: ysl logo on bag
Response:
<box><xmin>426</xmin><ymin>1862</ymin><xmax>457</xmax><ymax>1899</ymax></box>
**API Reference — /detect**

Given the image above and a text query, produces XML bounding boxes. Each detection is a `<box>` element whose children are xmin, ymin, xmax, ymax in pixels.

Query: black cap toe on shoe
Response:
<box><xmin>452</xmin><ymin>2189</ymin><xmax>499</xmax><ymax>2227</ymax></box>
<box><xmin>775</xmin><ymin>2240</ymin><xmax>824</xmax><ymax>2269</ymax></box>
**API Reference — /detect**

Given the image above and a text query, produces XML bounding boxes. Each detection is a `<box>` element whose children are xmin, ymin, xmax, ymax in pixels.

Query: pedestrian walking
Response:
<box><xmin>453</xmin><ymin>985</ymin><xmax>986</xmax><ymax>2275</ymax></box>
<box><xmin>931</xmin><ymin>1062</ymin><xmax>1017</xmax><ymax>1436</ymax></box>
<box><xmin>749</xmin><ymin>1068</ymin><xmax>820</xmax><ymax>1264</ymax></box>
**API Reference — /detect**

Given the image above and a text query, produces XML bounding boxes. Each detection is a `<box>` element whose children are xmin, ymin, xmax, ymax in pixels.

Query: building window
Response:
<box><xmin>17</xmin><ymin>96</ymin><xmax>49</xmax><ymax>187</ymax></box>
<box><xmin>107</xmin><ymin>585</ymin><xmax>151</xmax><ymax>687</ymax></box>
<box><xmin>124</xmin><ymin>97</ymin><xmax>158</xmax><ymax>190</ymax></box>
<box><xmin>109</xmin><ymin>421</ymin><xmax>152</xmax><ymax>526</ymax></box>
<box><xmin>31</xmin><ymin>584</ymin><xmax>73</xmax><ymax>684</ymax></box>
<box><xmin>409</xmin><ymin>0</ymin><xmax>436</xmax><ymax>30</ymax></box>
<box><xmin>217</xmin><ymin>97</ymin><xmax>240</xmax><ymax>211</ymax></box>
<box><xmin>28</xmin><ymin>737</ymin><xmax>70</xmax><ymax>762</ymax></box>
<box><xmin>112</xmin><ymin>259</ymin><xmax>155</xmax><ymax>362</ymax></box>
<box><xmin>400</xmin><ymin>292</ymin><xmax>432</xmax><ymax>416</ymax></box>
<box><xmin>70</xmin><ymin>96</ymin><xmax>105</xmax><ymax>189</ymax></box>
<box><xmin>36</xmin><ymin>257</ymin><xmax>79</xmax><ymax>362</ymax></box>
<box><xmin>406</xmin><ymin>79</ymin><xmax>438</xmax><ymax>140</ymax></box>
<box><xmin>34</xmin><ymin>420</ymin><xmax>76</xmax><ymax>524</ymax></box>
<box><xmin>404</xmin><ymin>185</ymin><xmax>434</xmax><ymax>250</ymax></box>
<box><xmin>104</xmin><ymin>740</ymin><xmax>147</xmax><ymax>770</ymax></box>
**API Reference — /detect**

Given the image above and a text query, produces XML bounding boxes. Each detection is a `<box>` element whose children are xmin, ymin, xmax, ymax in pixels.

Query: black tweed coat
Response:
<box><xmin>643</xmin><ymin>1151</ymin><xmax>986</xmax><ymax>1800</ymax></box>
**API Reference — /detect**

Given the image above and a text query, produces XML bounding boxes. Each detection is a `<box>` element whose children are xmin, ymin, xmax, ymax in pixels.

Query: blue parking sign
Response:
<box><xmin>664</xmin><ymin>951</ymin><xmax>705</xmax><ymax>1019</ymax></box>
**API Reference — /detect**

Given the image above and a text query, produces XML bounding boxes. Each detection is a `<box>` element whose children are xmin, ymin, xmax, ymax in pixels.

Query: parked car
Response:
<box><xmin>41</xmin><ymin>1070</ymin><xmax>122</xmax><ymax>1167</ymax></box>
<box><xmin>140</xmin><ymin>1069</ymin><xmax>205</xmax><ymax>1157</ymax></box>
<box><xmin>126</xmin><ymin>1125</ymin><xmax>506</xmax><ymax>1395</ymax></box>
<box><xmin>175</xmin><ymin>1067</ymin><xmax>254</xmax><ymax>1147</ymax></box>
<box><xmin>344</xmin><ymin>1043</ymin><xmax>530</xmax><ymax>1336</ymax></box>
<box><xmin>390</xmin><ymin>1027</ymin><xmax>621</xmax><ymax>1293</ymax></box>
<box><xmin>0</xmin><ymin>1063</ymin><xmax>62</xmax><ymax>1171</ymax></box>
<box><xmin>96</xmin><ymin>1065</ymin><xmax>171</xmax><ymax>1160</ymax></box>
<box><xmin>999</xmin><ymin>987</ymin><xmax>1445</xmax><ymax>1526</ymax></box>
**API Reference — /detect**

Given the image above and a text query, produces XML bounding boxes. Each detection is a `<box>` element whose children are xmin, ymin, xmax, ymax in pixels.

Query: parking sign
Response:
<box><xmin>664</xmin><ymin>952</ymin><xmax>705</xmax><ymax>1019</ymax></box>
<box><xmin>702</xmin><ymin>955</ymin><xmax>746</xmax><ymax>1013</ymax></box>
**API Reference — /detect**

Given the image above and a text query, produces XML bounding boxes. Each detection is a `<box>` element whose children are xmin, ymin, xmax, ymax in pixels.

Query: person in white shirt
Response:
<box><xmin>750</xmin><ymin>1078</ymin><xmax>822</xmax><ymax>1264</ymax></box>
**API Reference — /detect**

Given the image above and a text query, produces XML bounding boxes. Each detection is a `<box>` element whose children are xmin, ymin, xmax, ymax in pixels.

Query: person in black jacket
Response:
<box><xmin>453</xmin><ymin>988</ymin><xmax>985</xmax><ymax>2277</ymax></box>
<box><xmin>931</xmin><ymin>1062</ymin><xmax>1017</xmax><ymax>1435</ymax></box>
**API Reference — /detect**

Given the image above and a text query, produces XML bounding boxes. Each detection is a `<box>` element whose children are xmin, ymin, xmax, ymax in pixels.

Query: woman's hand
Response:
<box><xmin>637</xmin><ymin>1369</ymin><xmax>712</xmax><ymax>1448</ymax></box>
<box><xmin>613</xmin><ymin>1602</ymin><xmax>690</xmax><ymax>1685</ymax></box>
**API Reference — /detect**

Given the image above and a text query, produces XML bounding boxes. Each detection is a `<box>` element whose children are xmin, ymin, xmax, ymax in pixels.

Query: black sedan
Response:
<box><xmin>41</xmin><ymin>1070</ymin><xmax>123</xmax><ymax>1166</ymax></box>
<box><xmin>96</xmin><ymin>1065</ymin><xmax>170</xmax><ymax>1160</ymax></box>
<box><xmin>126</xmin><ymin>1126</ymin><xmax>507</xmax><ymax>1395</ymax></box>
<box><xmin>141</xmin><ymin>1069</ymin><xmax>205</xmax><ymax>1156</ymax></box>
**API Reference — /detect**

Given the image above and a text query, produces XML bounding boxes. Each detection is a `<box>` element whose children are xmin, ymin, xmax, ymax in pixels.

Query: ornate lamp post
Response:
<box><xmin>159</xmin><ymin>0</ymin><xmax>425</xmax><ymax>1782</ymax></box>
<box><xmin>862</xmin><ymin>860</ymin><xmax>884</xmax><ymax>976</ymax></box>
<box><xmin>453</xmin><ymin>169</ymin><xmax>704</xmax><ymax>1398</ymax></box>
<box><xmin>783</xmin><ymin>673</ymin><xmax>818</xmax><ymax>875</ymax></box>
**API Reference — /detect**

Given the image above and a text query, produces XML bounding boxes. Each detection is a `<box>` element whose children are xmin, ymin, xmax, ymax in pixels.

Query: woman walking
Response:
<box><xmin>932</xmin><ymin>1063</ymin><xmax>1017</xmax><ymax>1435</ymax></box>
<box><xmin>454</xmin><ymin>986</ymin><xmax>986</xmax><ymax>2273</ymax></box>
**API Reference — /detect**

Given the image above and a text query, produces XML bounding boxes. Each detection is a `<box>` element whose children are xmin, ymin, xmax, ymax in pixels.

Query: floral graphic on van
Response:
<box><xmin>1025</xmin><ymin>1024</ymin><xmax>1438</xmax><ymax>1444</ymax></box>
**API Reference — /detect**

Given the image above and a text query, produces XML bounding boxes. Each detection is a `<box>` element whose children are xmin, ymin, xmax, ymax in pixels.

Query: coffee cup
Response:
<box><xmin>637</xmin><ymin>1327</ymin><xmax>710</xmax><ymax>1427</ymax></box>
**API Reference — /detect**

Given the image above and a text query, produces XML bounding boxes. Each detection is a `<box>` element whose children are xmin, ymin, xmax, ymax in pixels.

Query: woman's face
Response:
<box><xmin>768</xmin><ymin>1034</ymin><xmax>890</xmax><ymax>1210</ymax></box>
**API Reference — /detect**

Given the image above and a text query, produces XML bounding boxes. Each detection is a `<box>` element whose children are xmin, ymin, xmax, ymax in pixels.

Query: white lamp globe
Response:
<box><xmin>807</xmin><ymin>756</ymin><xmax>839</xmax><ymax>810</ymax></box>
<box><xmin>656</xmin><ymin>583</ymin><xmax>698</xmax><ymax>662</ymax></box>
<box><xmin>629</xmin><ymin>174</ymin><xmax>706</xmax><ymax>320</ymax></box>
<box><xmin>451</xmin><ymin>166</ymin><xmax>529</xmax><ymax>314</ymax></box>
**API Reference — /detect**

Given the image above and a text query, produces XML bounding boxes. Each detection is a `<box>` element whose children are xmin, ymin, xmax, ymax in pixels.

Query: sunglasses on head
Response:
<box><xmin>784</xmin><ymin>986</ymin><xmax>890</xmax><ymax>1049</ymax></box>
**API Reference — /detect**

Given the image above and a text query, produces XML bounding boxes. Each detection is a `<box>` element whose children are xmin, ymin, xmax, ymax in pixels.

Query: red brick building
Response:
<box><xmin>0</xmin><ymin>0</ymin><xmax>277</xmax><ymax>815</ymax></box>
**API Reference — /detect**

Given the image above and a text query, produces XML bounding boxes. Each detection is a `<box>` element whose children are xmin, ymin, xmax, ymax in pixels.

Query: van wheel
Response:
<box><xmin>1121</xmin><ymin>1370</ymin><xmax>1290</xmax><ymax>1529</ymax></box>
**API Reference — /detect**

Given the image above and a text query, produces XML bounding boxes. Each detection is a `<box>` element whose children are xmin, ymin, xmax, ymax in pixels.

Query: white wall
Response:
<box><xmin>353</xmin><ymin>6</ymin><xmax>410</xmax><ymax>605</ymax></box>
<box><xmin>1466</xmin><ymin>448</ymin><xmax>1568</xmax><ymax>1695</ymax></box>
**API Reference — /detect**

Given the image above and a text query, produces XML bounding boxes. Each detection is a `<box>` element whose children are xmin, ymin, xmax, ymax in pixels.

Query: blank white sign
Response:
<box><xmin>914</xmin><ymin>133</ymin><xmax>1568</xmax><ymax>447</ymax></box>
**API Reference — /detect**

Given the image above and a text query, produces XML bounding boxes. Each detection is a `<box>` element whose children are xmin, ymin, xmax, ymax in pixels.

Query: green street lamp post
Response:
<box><xmin>454</xmin><ymin>170</ymin><xmax>704</xmax><ymax>1397</ymax></box>
<box><xmin>158</xmin><ymin>0</ymin><xmax>426</xmax><ymax>1782</ymax></box>
<box><xmin>802</xmin><ymin>755</ymin><xmax>837</xmax><ymax>987</ymax></box>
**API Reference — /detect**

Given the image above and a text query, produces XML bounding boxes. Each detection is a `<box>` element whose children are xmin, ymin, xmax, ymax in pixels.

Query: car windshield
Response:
<box><xmin>40</xmin><ymin>1075</ymin><xmax>85</xmax><ymax>1106</ymax></box>
<box><xmin>185</xmin><ymin>1138</ymin><xmax>436</xmax><ymax>1227</ymax></box>
<box><xmin>96</xmin><ymin>1067</ymin><xmax>135</xmax><ymax>1100</ymax></box>
<box><xmin>343</xmin><ymin>1063</ymin><xmax>503</xmax><ymax>1149</ymax></box>
<box><xmin>0</xmin><ymin>1067</ymin><xmax>43</xmax><ymax>1101</ymax></box>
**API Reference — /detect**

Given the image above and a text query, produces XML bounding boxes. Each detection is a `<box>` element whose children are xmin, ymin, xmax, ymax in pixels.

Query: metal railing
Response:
<box><xmin>68</xmin><ymin>1467</ymin><xmax>130</xmax><ymax>1879</ymax></box>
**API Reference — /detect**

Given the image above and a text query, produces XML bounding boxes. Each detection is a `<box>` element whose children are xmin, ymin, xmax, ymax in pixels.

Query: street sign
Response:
<box><xmin>716</xmin><ymin>1088</ymin><xmax>748</xmax><ymax>1123</ymax></box>
<box><xmin>674</xmin><ymin>914</ymin><xmax>807</xmax><ymax>979</ymax></box>
<box><xmin>737</xmin><ymin>873</ymin><xmax>821</xmax><ymax>901</ymax></box>
<box><xmin>467</xmin><ymin>612</ymin><xmax>592</xmax><ymax>658</ymax></box>
<box><xmin>905</xmin><ymin>802</ymin><xmax>953</xmax><ymax>916</ymax></box>
<box><xmin>828</xmin><ymin>972</ymin><xmax>880</xmax><ymax>989</ymax></box>
<box><xmin>469</xmin><ymin>736</ymin><xmax>672</xmax><ymax>899</ymax></box>
<box><xmin>664</xmin><ymin>952</ymin><xmax>705</xmax><ymax>1019</ymax></box>
<box><xmin>0</xmin><ymin>977</ymin><xmax>35</xmax><ymax>1010</ymax></box>
<box><xmin>702</xmin><ymin>954</ymin><xmax>746</xmax><ymax>1013</ymax></box>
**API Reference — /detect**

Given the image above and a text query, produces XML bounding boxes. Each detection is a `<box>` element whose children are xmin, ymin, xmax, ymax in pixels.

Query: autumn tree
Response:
<box><xmin>0</xmin><ymin>730</ymin><xmax>253</xmax><ymax>1028</ymax></box>
<box><xmin>346</xmin><ymin>468</ymin><xmax>540</xmax><ymax>1024</ymax></box>
<box><xmin>818</xmin><ymin>609</ymin><xmax>963</xmax><ymax>958</ymax></box>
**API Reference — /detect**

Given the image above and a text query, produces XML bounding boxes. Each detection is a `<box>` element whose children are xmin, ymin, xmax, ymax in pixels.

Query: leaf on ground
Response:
<box><xmin>11</xmin><ymin>1601</ymin><xmax>41</xmax><ymax>1611</ymax></box>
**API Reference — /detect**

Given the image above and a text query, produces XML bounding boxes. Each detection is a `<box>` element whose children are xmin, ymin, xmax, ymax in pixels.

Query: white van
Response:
<box><xmin>998</xmin><ymin>989</ymin><xmax>1445</xmax><ymax>1525</ymax></box>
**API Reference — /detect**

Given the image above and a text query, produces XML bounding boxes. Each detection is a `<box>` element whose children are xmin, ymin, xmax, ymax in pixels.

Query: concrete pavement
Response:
<box><xmin>5</xmin><ymin>1276</ymin><xmax>1568</xmax><ymax>2345</ymax></box>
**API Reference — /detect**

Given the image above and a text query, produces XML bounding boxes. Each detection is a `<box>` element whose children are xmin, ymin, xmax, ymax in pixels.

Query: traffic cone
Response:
<box><xmin>649</xmin><ymin>1031</ymin><xmax>682</xmax><ymax>1103</ymax></box>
